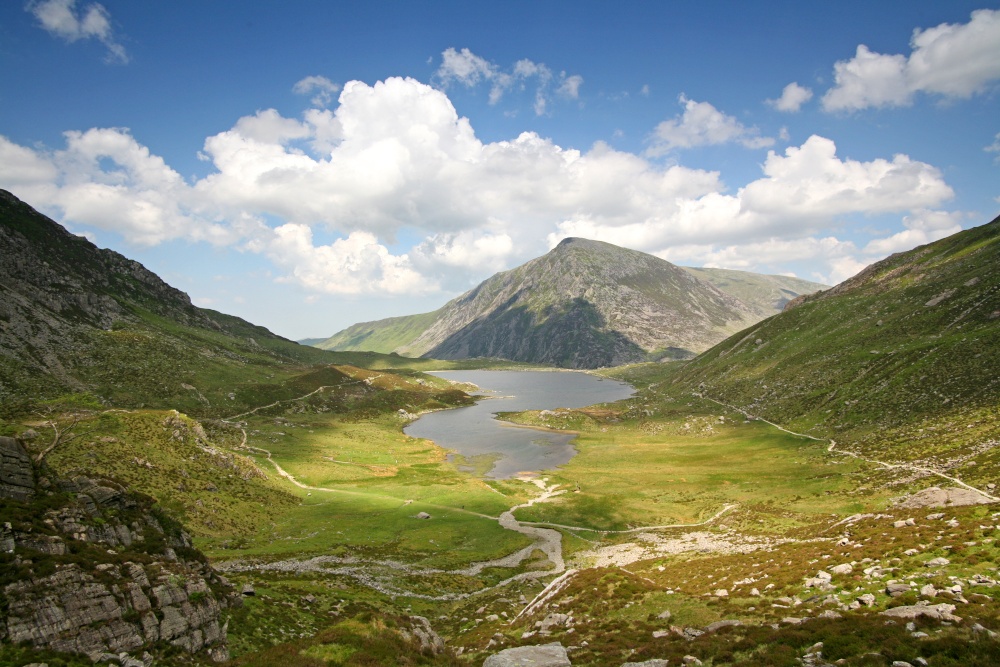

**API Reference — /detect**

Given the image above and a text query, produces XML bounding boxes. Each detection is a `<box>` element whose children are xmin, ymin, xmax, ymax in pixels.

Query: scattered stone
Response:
<box><xmin>920</xmin><ymin>584</ymin><xmax>937</xmax><ymax>597</ymax></box>
<box><xmin>886</xmin><ymin>583</ymin><xmax>911</xmax><ymax>597</ymax></box>
<box><xmin>652</xmin><ymin>630</ymin><xmax>670</xmax><ymax>638</ymax></box>
<box><xmin>682</xmin><ymin>657</ymin><xmax>703</xmax><ymax>666</ymax></box>
<box><xmin>781</xmin><ymin>617</ymin><xmax>804</xmax><ymax>625</ymax></box>
<box><xmin>241</xmin><ymin>583</ymin><xmax>255</xmax><ymax>596</ymax></box>
<box><xmin>703</xmin><ymin>620</ymin><xmax>741</xmax><ymax>633</ymax></box>
<box><xmin>971</xmin><ymin>623</ymin><xmax>998</xmax><ymax>639</ymax></box>
<box><xmin>415</xmin><ymin>512</ymin><xmax>431</xmax><ymax>520</ymax></box>
<box><xmin>925</xmin><ymin>557</ymin><xmax>951</xmax><ymax>567</ymax></box>
<box><xmin>830</xmin><ymin>563</ymin><xmax>853</xmax><ymax>576</ymax></box>
<box><xmin>482</xmin><ymin>642</ymin><xmax>571</xmax><ymax>667</ymax></box>
<box><xmin>713</xmin><ymin>588</ymin><xmax>728</xmax><ymax>598</ymax></box>
<box><xmin>857</xmin><ymin>594</ymin><xmax>876</xmax><ymax>607</ymax></box>
<box><xmin>622</xmin><ymin>660</ymin><xmax>669</xmax><ymax>667</ymax></box>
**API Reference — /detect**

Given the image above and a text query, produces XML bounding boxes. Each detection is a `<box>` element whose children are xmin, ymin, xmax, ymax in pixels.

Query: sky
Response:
<box><xmin>1</xmin><ymin>1</ymin><xmax>999</xmax><ymax>340</ymax></box>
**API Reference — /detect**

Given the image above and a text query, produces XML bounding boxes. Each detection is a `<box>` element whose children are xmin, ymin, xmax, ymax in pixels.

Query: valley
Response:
<box><xmin>1</xmin><ymin>190</ymin><xmax>999</xmax><ymax>666</ymax></box>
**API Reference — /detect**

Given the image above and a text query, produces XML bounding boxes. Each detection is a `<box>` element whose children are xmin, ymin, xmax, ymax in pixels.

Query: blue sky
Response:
<box><xmin>2</xmin><ymin>1</ymin><xmax>999</xmax><ymax>340</ymax></box>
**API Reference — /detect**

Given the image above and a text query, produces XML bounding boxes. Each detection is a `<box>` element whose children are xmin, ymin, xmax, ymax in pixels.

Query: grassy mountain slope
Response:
<box><xmin>0</xmin><ymin>189</ymin><xmax>413</xmax><ymax>416</ymax></box>
<box><xmin>682</xmin><ymin>266</ymin><xmax>828</xmax><ymax>316</ymax></box>
<box><xmin>671</xmin><ymin>215</ymin><xmax>1000</xmax><ymax>448</ymax></box>
<box><xmin>314</xmin><ymin>308</ymin><xmax>443</xmax><ymax>356</ymax></box>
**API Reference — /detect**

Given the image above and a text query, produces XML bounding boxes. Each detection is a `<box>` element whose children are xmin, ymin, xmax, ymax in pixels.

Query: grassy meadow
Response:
<box><xmin>12</xmin><ymin>353</ymin><xmax>1000</xmax><ymax>665</ymax></box>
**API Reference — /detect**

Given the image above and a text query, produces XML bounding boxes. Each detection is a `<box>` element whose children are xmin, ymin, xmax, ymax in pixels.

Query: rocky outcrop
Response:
<box><xmin>896</xmin><ymin>486</ymin><xmax>995</xmax><ymax>508</ymax></box>
<box><xmin>0</xmin><ymin>436</ymin><xmax>34</xmax><ymax>501</ymax></box>
<box><xmin>483</xmin><ymin>642</ymin><xmax>572</xmax><ymax>667</ymax></box>
<box><xmin>0</xmin><ymin>442</ymin><xmax>237</xmax><ymax>663</ymax></box>
<box><xmin>400</xmin><ymin>616</ymin><xmax>445</xmax><ymax>655</ymax></box>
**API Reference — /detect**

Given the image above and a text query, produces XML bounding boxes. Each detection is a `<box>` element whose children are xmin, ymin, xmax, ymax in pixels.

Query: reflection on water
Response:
<box><xmin>404</xmin><ymin>370</ymin><xmax>634</xmax><ymax>478</ymax></box>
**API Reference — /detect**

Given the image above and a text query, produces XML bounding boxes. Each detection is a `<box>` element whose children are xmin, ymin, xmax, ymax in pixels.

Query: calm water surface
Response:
<box><xmin>404</xmin><ymin>370</ymin><xmax>634</xmax><ymax>478</ymax></box>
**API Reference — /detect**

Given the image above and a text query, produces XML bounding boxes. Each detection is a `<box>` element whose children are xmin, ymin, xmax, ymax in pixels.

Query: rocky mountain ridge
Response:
<box><xmin>0</xmin><ymin>189</ymin><xmax>343</xmax><ymax>414</ymax></box>
<box><xmin>315</xmin><ymin>238</ymin><xmax>826</xmax><ymax>368</ymax></box>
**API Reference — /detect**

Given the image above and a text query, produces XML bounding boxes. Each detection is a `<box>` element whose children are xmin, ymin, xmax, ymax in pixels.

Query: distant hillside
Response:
<box><xmin>672</xmin><ymin>214</ymin><xmax>1000</xmax><ymax>438</ymax></box>
<box><xmin>315</xmin><ymin>239</ymin><xmax>826</xmax><ymax>368</ymax></box>
<box><xmin>681</xmin><ymin>267</ymin><xmax>828</xmax><ymax>317</ymax></box>
<box><xmin>0</xmin><ymin>189</ymin><xmax>344</xmax><ymax>414</ymax></box>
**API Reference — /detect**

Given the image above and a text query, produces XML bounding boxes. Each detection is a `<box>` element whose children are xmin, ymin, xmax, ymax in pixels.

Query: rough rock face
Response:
<box><xmin>0</xmin><ymin>437</ymin><xmax>236</xmax><ymax>662</ymax></box>
<box><xmin>400</xmin><ymin>616</ymin><xmax>445</xmax><ymax>654</ymax></box>
<box><xmin>0</xmin><ymin>436</ymin><xmax>34</xmax><ymax>501</ymax></box>
<box><xmin>482</xmin><ymin>642</ymin><xmax>572</xmax><ymax>667</ymax></box>
<box><xmin>896</xmin><ymin>486</ymin><xmax>996</xmax><ymax>508</ymax></box>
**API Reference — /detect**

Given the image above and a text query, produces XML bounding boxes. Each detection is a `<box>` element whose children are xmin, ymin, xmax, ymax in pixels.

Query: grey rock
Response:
<box><xmin>483</xmin><ymin>642</ymin><xmax>571</xmax><ymax>667</ymax></box>
<box><xmin>703</xmin><ymin>620</ymin><xmax>741</xmax><ymax>633</ymax></box>
<box><xmin>0</xmin><ymin>436</ymin><xmax>35</xmax><ymax>501</ymax></box>
<box><xmin>880</xmin><ymin>603</ymin><xmax>962</xmax><ymax>622</ymax></box>
<box><xmin>539</xmin><ymin>613</ymin><xmax>571</xmax><ymax>633</ymax></box>
<box><xmin>886</xmin><ymin>583</ymin><xmax>911</xmax><ymax>597</ymax></box>
<box><xmin>622</xmin><ymin>660</ymin><xmax>669</xmax><ymax>667</ymax></box>
<box><xmin>402</xmin><ymin>616</ymin><xmax>445</xmax><ymax>654</ymax></box>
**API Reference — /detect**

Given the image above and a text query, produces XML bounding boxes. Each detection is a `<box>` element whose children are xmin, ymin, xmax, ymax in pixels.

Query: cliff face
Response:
<box><xmin>0</xmin><ymin>436</ymin><xmax>238</xmax><ymax>664</ymax></box>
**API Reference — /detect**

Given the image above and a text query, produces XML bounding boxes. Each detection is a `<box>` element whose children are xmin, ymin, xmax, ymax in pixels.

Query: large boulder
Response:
<box><xmin>483</xmin><ymin>642</ymin><xmax>572</xmax><ymax>667</ymax></box>
<box><xmin>880</xmin><ymin>603</ymin><xmax>962</xmax><ymax>622</ymax></box>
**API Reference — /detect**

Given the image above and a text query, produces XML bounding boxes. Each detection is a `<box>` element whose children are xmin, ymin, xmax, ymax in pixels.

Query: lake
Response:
<box><xmin>404</xmin><ymin>370</ymin><xmax>634</xmax><ymax>479</ymax></box>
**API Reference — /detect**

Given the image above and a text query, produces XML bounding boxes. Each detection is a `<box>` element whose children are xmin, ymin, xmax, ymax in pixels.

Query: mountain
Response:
<box><xmin>314</xmin><ymin>238</ymin><xmax>827</xmax><ymax>368</ymax></box>
<box><xmin>680</xmin><ymin>266</ymin><xmax>828</xmax><ymax>317</ymax></box>
<box><xmin>0</xmin><ymin>189</ymin><xmax>350</xmax><ymax>415</ymax></box>
<box><xmin>672</xmin><ymin>214</ymin><xmax>1000</xmax><ymax>440</ymax></box>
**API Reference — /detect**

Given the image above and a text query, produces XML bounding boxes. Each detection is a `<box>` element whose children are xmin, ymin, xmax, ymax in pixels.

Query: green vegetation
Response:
<box><xmin>3</xmin><ymin>191</ymin><xmax>999</xmax><ymax>665</ymax></box>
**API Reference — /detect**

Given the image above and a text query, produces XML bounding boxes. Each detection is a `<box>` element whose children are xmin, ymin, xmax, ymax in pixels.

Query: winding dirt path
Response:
<box><xmin>697</xmin><ymin>393</ymin><xmax>999</xmax><ymax>502</ymax></box>
<box><xmin>211</xmin><ymin>380</ymin><xmax>737</xmax><ymax>600</ymax></box>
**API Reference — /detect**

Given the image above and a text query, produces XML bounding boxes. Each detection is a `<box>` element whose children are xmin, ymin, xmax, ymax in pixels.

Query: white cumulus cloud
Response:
<box><xmin>646</xmin><ymin>95</ymin><xmax>774</xmax><ymax>155</ymax></box>
<box><xmin>986</xmin><ymin>132</ymin><xmax>1000</xmax><ymax>163</ymax></box>
<box><xmin>863</xmin><ymin>209</ymin><xmax>964</xmax><ymax>255</ymax></box>
<box><xmin>822</xmin><ymin>9</ymin><xmax>1000</xmax><ymax>111</ymax></box>
<box><xmin>767</xmin><ymin>82</ymin><xmax>813</xmax><ymax>112</ymax></box>
<box><xmin>293</xmin><ymin>75</ymin><xmax>340</xmax><ymax>108</ymax></box>
<box><xmin>27</xmin><ymin>0</ymin><xmax>128</xmax><ymax>63</ymax></box>
<box><xmin>0</xmin><ymin>77</ymin><xmax>961</xmax><ymax>297</ymax></box>
<box><xmin>435</xmin><ymin>47</ymin><xmax>582</xmax><ymax>116</ymax></box>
